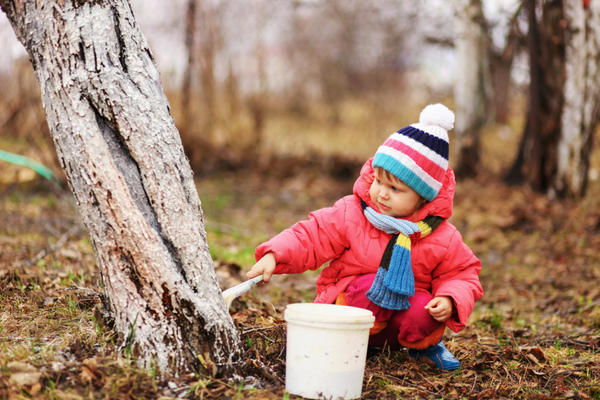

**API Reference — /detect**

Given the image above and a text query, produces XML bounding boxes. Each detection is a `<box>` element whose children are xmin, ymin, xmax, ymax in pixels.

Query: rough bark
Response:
<box><xmin>555</xmin><ymin>0</ymin><xmax>600</xmax><ymax>197</ymax></box>
<box><xmin>452</xmin><ymin>0</ymin><xmax>492</xmax><ymax>177</ymax></box>
<box><xmin>0</xmin><ymin>0</ymin><xmax>241</xmax><ymax>377</ymax></box>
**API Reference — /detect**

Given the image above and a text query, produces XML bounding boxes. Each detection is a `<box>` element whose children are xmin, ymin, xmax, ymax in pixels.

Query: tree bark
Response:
<box><xmin>506</xmin><ymin>0</ymin><xmax>599</xmax><ymax>198</ymax></box>
<box><xmin>554</xmin><ymin>0</ymin><xmax>600</xmax><ymax>197</ymax></box>
<box><xmin>452</xmin><ymin>0</ymin><xmax>493</xmax><ymax>177</ymax></box>
<box><xmin>505</xmin><ymin>0</ymin><xmax>564</xmax><ymax>190</ymax></box>
<box><xmin>0</xmin><ymin>0</ymin><xmax>242</xmax><ymax>377</ymax></box>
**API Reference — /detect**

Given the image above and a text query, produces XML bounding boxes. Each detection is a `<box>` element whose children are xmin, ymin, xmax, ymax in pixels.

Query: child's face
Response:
<box><xmin>369</xmin><ymin>168</ymin><xmax>423</xmax><ymax>218</ymax></box>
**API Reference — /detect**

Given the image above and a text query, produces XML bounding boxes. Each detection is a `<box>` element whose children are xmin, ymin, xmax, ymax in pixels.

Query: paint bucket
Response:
<box><xmin>284</xmin><ymin>303</ymin><xmax>375</xmax><ymax>399</ymax></box>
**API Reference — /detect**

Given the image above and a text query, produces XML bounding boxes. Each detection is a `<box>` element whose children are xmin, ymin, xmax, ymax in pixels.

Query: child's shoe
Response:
<box><xmin>408</xmin><ymin>341</ymin><xmax>460</xmax><ymax>371</ymax></box>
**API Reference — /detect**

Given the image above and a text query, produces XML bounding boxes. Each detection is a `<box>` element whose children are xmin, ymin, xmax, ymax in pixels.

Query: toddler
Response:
<box><xmin>247</xmin><ymin>104</ymin><xmax>483</xmax><ymax>370</ymax></box>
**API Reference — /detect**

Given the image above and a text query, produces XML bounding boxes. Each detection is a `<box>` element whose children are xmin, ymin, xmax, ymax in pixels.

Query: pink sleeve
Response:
<box><xmin>255</xmin><ymin>197</ymin><xmax>351</xmax><ymax>274</ymax></box>
<box><xmin>431</xmin><ymin>230</ymin><xmax>483</xmax><ymax>332</ymax></box>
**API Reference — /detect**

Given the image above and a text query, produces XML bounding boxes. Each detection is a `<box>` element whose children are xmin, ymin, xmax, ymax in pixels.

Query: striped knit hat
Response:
<box><xmin>372</xmin><ymin>104</ymin><xmax>454</xmax><ymax>201</ymax></box>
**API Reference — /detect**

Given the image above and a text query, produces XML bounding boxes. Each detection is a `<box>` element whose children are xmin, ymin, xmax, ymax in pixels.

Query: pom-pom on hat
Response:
<box><xmin>372</xmin><ymin>103</ymin><xmax>454</xmax><ymax>201</ymax></box>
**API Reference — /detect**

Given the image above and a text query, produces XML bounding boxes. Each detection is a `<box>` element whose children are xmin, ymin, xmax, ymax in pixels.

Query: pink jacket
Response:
<box><xmin>255</xmin><ymin>158</ymin><xmax>483</xmax><ymax>332</ymax></box>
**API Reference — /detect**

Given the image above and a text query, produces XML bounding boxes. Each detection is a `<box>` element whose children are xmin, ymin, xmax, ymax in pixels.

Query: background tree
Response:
<box><xmin>197</xmin><ymin>0</ymin><xmax>221</xmax><ymax>141</ymax></box>
<box><xmin>182</xmin><ymin>0</ymin><xmax>197</xmax><ymax>133</ymax></box>
<box><xmin>181</xmin><ymin>0</ymin><xmax>222</xmax><ymax>140</ymax></box>
<box><xmin>0</xmin><ymin>0</ymin><xmax>241</xmax><ymax>377</ymax></box>
<box><xmin>506</xmin><ymin>0</ymin><xmax>600</xmax><ymax>198</ymax></box>
<box><xmin>488</xmin><ymin>4</ymin><xmax>525</xmax><ymax>124</ymax></box>
<box><xmin>452</xmin><ymin>0</ymin><xmax>493</xmax><ymax>177</ymax></box>
<box><xmin>554</xmin><ymin>0</ymin><xmax>600</xmax><ymax>197</ymax></box>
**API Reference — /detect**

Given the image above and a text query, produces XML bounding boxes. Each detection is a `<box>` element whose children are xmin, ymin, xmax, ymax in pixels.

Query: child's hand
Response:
<box><xmin>424</xmin><ymin>296</ymin><xmax>453</xmax><ymax>322</ymax></box>
<box><xmin>246</xmin><ymin>253</ymin><xmax>276</xmax><ymax>282</ymax></box>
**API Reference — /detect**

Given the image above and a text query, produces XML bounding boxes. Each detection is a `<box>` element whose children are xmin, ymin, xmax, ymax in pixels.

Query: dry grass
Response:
<box><xmin>1</xmin><ymin>87</ymin><xmax>600</xmax><ymax>398</ymax></box>
<box><xmin>2</xmin><ymin>160</ymin><xmax>600</xmax><ymax>399</ymax></box>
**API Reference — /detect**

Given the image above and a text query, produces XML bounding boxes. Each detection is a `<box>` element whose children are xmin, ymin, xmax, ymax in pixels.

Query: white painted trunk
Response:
<box><xmin>452</xmin><ymin>0</ymin><xmax>492</xmax><ymax>173</ymax></box>
<box><xmin>0</xmin><ymin>0</ymin><xmax>241</xmax><ymax>376</ymax></box>
<box><xmin>556</xmin><ymin>0</ymin><xmax>600</xmax><ymax>197</ymax></box>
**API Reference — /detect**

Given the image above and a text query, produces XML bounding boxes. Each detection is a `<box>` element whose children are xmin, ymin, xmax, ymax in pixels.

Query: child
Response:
<box><xmin>247</xmin><ymin>104</ymin><xmax>483</xmax><ymax>371</ymax></box>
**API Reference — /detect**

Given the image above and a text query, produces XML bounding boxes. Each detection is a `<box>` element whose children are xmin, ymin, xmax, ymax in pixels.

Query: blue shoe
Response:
<box><xmin>408</xmin><ymin>341</ymin><xmax>461</xmax><ymax>371</ymax></box>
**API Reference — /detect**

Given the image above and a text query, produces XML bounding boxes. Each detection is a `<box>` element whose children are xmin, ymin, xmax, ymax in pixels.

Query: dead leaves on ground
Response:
<box><xmin>2</xmin><ymin>173</ymin><xmax>600</xmax><ymax>399</ymax></box>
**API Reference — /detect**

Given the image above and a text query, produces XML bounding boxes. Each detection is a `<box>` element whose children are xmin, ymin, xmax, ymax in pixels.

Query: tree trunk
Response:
<box><xmin>0</xmin><ymin>0</ymin><xmax>242</xmax><ymax>377</ymax></box>
<box><xmin>225</xmin><ymin>60</ymin><xmax>241</xmax><ymax>120</ymax></box>
<box><xmin>247</xmin><ymin>40</ymin><xmax>268</xmax><ymax>149</ymax></box>
<box><xmin>505</xmin><ymin>0</ymin><xmax>564</xmax><ymax>190</ymax></box>
<box><xmin>489</xmin><ymin>5</ymin><xmax>524</xmax><ymax>124</ymax></box>
<box><xmin>452</xmin><ymin>0</ymin><xmax>492</xmax><ymax>177</ymax></box>
<box><xmin>198</xmin><ymin>1</ymin><xmax>221</xmax><ymax>141</ymax></box>
<box><xmin>506</xmin><ymin>0</ymin><xmax>599</xmax><ymax>198</ymax></box>
<box><xmin>554</xmin><ymin>0</ymin><xmax>600</xmax><ymax>197</ymax></box>
<box><xmin>182</xmin><ymin>0</ymin><xmax>198</xmax><ymax>133</ymax></box>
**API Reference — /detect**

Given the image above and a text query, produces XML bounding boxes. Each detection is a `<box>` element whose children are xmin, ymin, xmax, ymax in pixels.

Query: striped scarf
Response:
<box><xmin>362</xmin><ymin>200</ymin><xmax>444</xmax><ymax>310</ymax></box>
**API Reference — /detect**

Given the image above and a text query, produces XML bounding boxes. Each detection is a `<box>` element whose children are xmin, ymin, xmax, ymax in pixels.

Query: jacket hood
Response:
<box><xmin>353</xmin><ymin>157</ymin><xmax>455</xmax><ymax>221</ymax></box>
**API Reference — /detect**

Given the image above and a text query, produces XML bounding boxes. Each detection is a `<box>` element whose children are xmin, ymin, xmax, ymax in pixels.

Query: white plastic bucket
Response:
<box><xmin>284</xmin><ymin>303</ymin><xmax>375</xmax><ymax>400</ymax></box>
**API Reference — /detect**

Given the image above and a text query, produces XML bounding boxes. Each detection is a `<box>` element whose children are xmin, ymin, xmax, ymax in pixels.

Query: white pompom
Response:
<box><xmin>418</xmin><ymin>103</ymin><xmax>455</xmax><ymax>130</ymax></box>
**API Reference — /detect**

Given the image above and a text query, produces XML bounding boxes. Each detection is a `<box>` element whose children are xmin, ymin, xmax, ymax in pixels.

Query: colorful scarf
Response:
<box><xmin>362</xmin><ymin>200</ymin><xmax>444</xmax><ymax>310</ymax></box>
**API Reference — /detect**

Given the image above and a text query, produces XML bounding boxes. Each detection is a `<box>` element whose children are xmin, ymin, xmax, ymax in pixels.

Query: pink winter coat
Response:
<box><xmin>255</xmin><ymin>158</ymin><xmax>483</xmax><ymax>333</ymax></box>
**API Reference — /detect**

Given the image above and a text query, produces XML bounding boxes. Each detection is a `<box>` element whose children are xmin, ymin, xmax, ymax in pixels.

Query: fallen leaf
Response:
<box><xmin>7</xmin><ymin>362</ymin><xmax>41</xmax><ymax>388</ymax></box>
<box><xmin>525</xmin><ymin>353</ymin><xmax>541</xmax><ymax>365</ymax></box>
<box><xmin>79</xmin><ymin>357</ymin><xmax>102</xmax><ymax>387</ymax></box>
<box><xmin>59</xmin><ymin>248</ymin><xmax>80</xmax><ymax>260</ymax></box>
<box><xmin>29</xmin><ymin>382</ymin><xmax>42</xmax><ymax>395</ymax></box>
<box><xmin>53</xmin><ymin>390</ymin><xmax>84</xmax><ymax>400</ymax></box>
<box><xmin>7</xmin><ymin>361</ymin><xmax>35</xmax><ymax>373</ymax></box>
<box><xmin>79</xmin><ymin>365</ymin><xmax>96</xmax><ymax>385</ymax></box>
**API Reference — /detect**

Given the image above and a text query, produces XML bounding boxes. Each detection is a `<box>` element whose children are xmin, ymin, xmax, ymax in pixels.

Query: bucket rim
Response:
<box><xmin>284</xmin><ymin>303</ymin><xmax>375</xmax><ymax>325</ymax></box>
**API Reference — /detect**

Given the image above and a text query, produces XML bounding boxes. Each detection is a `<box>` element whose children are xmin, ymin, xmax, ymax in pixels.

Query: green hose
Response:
<box><xmin>0</xmin><ymin>149</ymin><xmax>56</xmax><ymax>182</ymax></box>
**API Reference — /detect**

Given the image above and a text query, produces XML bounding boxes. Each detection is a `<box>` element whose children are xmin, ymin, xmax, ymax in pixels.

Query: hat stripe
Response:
<box><xmin>397</xmin><ymin>126</ymin><xmax>449</xmax><ymax>159</ymax></box>
<box><xmin>373</xmin><ymin>152</ymin><xmax>441</xmax><ymax>200</ymax></box>
<box><xmin>375</xmin><ymin>147</ymin><xmax>443</xmax><ymax>190</ymax></box>
<box><xmin>381</xmin><ymin>138</ymin><xmax>447</xmax><ymax>180</ymax></box>
<box><xmin>410</xmin><ymin>123</ymin><xmax>450</xmax><ymax>140</ymax></box>
<box><xmin>386</xmin><ymin>132</ymin><xmax>449</xmax><ymax>170</ymax></box>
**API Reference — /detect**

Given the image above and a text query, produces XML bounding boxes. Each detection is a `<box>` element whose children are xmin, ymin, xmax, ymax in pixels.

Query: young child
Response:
<box><xmin>247</xmin><ymin>104</ymin><xmax>483</xmax><ymax>371</ymax></box>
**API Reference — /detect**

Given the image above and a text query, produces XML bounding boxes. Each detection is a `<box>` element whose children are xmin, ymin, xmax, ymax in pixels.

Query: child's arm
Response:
<box><xmin>246</xmin><ymin>252</ymin><xmax>276</xmax><ymax>282</ymax></box>
<box><xmin>253</xmin><ymin>197</ymin><xmax>353</xmax><ymax>278</ymax></box>
<box><xmin>431</xmin><ymin>228</ymin><xmax>483</xmax><ymax>332</ymax></box>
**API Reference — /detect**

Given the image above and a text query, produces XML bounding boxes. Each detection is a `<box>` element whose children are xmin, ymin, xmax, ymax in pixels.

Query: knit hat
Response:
<box><xmin>372</xmin><ymin>103</ymin><xmax>454</xmax><ymax>201</ymax></box>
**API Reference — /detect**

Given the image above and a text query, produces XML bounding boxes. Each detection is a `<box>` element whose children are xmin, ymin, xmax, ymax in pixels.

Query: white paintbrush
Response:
<box><xmin>222</xmin><ymin>275</ymin><xmax>264</xmax><ymax>309</ymax></box>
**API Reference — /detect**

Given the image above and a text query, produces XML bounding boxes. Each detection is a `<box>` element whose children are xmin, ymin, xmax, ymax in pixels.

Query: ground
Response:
<box><xmin>1</xmin><ymin>159</ymin><xmax>599</xmax><ymax>399</ymax></box>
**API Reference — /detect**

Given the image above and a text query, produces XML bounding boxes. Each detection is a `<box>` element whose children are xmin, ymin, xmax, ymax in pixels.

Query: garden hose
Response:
<box><xmin>0</xmin><ymin>149</ymin><xmax>56</xmax><ymax>182</ymax></box>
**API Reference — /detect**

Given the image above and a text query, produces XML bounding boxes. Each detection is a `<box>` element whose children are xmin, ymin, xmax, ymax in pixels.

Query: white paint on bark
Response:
<box><xmin>557</xmin><ymin>0</ymin><xmax>600</xmax><ymax>196</ymax></box>
<box><xmin>0</xmin><ymin>0</ymin><xmax>241</xmax><ymax>376</ymax></box>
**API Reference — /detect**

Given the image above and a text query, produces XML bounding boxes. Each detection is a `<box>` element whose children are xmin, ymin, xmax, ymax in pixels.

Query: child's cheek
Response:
<box><xmin>368</xmin><ymin>184</ymin><xmax>377</xmax><ymax>203</ymax></box>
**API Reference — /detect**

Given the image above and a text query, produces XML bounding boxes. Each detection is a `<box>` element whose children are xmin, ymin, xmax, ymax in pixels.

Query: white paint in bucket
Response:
<box><xmin>284</xmin><ymin>303</ymin><xmax>375</xmax><ymax>400</ymax></box>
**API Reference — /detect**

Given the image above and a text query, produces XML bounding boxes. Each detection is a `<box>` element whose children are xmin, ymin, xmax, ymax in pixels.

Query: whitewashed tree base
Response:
<box><xmin>0</xmin><ymin>0</ymin><xmax>242</xmax><ymax>376</ymax></box>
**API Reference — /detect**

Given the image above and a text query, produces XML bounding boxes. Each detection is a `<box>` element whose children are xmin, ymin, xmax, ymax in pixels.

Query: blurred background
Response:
<box><xmin>1</xmin><ymin>0</ymin><xmax>542</xmax><ymax>185</ymax></box>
